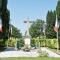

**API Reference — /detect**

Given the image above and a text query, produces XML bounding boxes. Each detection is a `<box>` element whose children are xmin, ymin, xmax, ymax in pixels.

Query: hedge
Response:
<box><xmin>4</xmin><ymin>38</ymin><xmax>59</xmax><ymax>49</ymax></box>
<box><xmin>46</xmin><ymin>39</ymin><xmax>58</xmax><ymax>49</ymax></box>
<box><xmin>5</xmin><ymin>38</ymin><xmax>24</xmax><ymax>47</ymax></box>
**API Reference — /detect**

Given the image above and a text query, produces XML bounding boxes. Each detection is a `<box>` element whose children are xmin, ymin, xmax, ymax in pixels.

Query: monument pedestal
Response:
<box><xmin>24</xmin><ymin>35</ymin><xmax>31</xmax><ymax>48</ymax></box>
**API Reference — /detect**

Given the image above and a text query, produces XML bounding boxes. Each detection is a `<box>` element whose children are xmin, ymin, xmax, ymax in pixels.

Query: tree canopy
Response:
<box><xmin>29</xmin><ymin>19</ymin><xmax>44</xmax><ymax>38</ymax></box>
<box><xmin>10</xmin><ymin>25</ymin><xmax>22</xmax><ymax>38</ymax></box>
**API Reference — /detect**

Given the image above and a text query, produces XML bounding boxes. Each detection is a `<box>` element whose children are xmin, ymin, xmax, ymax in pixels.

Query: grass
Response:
<box><xmin>0</xmin><ymin>57</ymin><xmax>60</xmax><ymax>60</ymax></box>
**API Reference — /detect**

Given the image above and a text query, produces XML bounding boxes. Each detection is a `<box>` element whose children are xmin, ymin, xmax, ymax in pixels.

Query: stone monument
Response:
<box><xmin>24</xmin><ymin>18</ymin><xmax>33</xmax><ymax>47</ymax></box>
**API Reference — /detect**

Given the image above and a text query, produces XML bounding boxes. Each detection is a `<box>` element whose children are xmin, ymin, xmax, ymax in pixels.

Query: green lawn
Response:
<box><xmin>0</xmin><ymin>57</ymin><xmax>60</xmax><ymax>60</ymax></box>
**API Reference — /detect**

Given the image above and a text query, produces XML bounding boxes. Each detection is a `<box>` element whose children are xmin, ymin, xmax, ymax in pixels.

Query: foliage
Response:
<box><xmin>31</xmin><ymin>38</ymin><xmax>35</xmax><ymax>47</ymax></box>
<box><xmin>18</xmin><ymin>38</ymin><xmax>24</xmax><ymax>47</ymax></box>
<box><xmin>5</xmin><ymin>38</ymin><xmax>24</xmax><ymax>47</ymax></box>
<box><xmin>6</xmin><ymin>37</ymin><xmax>47</xmax><ymax>48</ymax></box>
<box><xmin>38</xmin><ymin>51</ymin><xmax>48</xmax><ymax>57</ymax></box>
<box><xmin>31</xmin><ymin>38</ymin><xmax>59</xmax><ymax>49</ymax></box>
<box><xmin>5</xmin><ymin>38</ymin><xmax>16</xmax><ymax>47</ymax></box>
<box><xmin>10</xmin><ymin>25</ymin><xmax>22</xmax><ymax>38</ymax></box>
<box><xmin>22</xmin><ymin>44</ymin><xmax>30</xmax><ymax>51</ymax></box>
<box><xmin>31</xmin><ymin>38</ymin><xmax>46</xmax><ymax>47</ymax></box>
<box><xmin>0</xmin><ymin>0</ymin><xmax>10</xmax><ymax>39</ymax></box>
<box><xmin>46</xmin><ymin>39</ymin><xmax>58</xmax><ymax>49</ymax></box>
<box><xmin>56</xmin><ymin>0</ymin><xmax>60</xmax><ymax>49</ymax></box>
<box><xmin>56</xmin><ymin>0</ymin><xmax>60</xmax><ymax>20</ymax></box>
<box><xmin>0</xmin><ymin>39</ymin><xmax>4</xmax><ymax>47</ymax></box>
<box><xmin>0</xmin><ymin>39</ymin><xmax>8</xmax><ymax>47</ymax></box>
<box><xmin>46</xmin><ymin>0</ymin><xmax>60</xmax><ymax>48</ymax></box>
<box><xmin>46</xmin><ymin>10</ymin><xmax>56</xmax><ymax>38</ymax></box>
<box><xmin>29</xmin><ymin>19</ymin><xmax>44</xmax><ymax>38</ymax></box>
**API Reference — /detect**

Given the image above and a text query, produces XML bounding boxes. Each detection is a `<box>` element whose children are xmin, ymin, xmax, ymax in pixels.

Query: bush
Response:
<box><xmin>38</xmin><ymin>50</ymin><xmax>48</xmax><ymax>57</ymax></box>
<box><xmin>18</xmin><ymin>38</ymin><xmax>24</xmax><ymax>47</ymax></box>
<box><xmin>5</xmin><ymin>37</ymin><xmax>58</xmax><ymax>49</ymax></box>
<box><xmin>0</xmin><ymin>39</ymin><xmax>7</xmax><ymax>47</ymax></box>
<box><xmin>5</xmin><ymin>39</ymin><xmax>16</xmax><ymax>47</ymax></box>
<box><xmin>22</xmin><ymin>44</ymin><xmax>30</xmax><ymax>51</ymax></box>
<box><xmin>31</xmin><ymin>38</ymin><xmax>45</xmax><ymax>47</ymax></box>
<box><xmin>5</xmin><ymin>38</ymin><xmax>24</xmax><ymax>47</ymax></box>
<box><xmin>31</xmin><ymin>38</ymin><xmax>35</xmax><ymax>47</ymax></box>
<box><xmin>0</xmin><ymin>40</ymin><xmax>3</xmax><ymax>47</ymax></box>
<box><xmin>46</xmin><ymin>39</ymin><xmax>58</xmax><ymax>49</ymax></box>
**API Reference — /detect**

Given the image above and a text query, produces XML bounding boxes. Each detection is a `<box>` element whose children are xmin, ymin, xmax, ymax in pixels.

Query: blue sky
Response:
<box><xmin>7</xmin><ymin>0</ymin><xmax>58</xmax><ymax>35</ymax></box>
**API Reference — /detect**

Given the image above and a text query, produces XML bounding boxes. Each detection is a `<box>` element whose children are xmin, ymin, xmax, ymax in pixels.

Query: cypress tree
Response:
<box><xmin>56</xmin><ymin>0</ymin><xmax>60</xmax><ymax>49</ymax></box>
<box><xmin>0</xmin><ymin>0</ymin><xmax>10</xmax><ymax>39</ymax></box>
<box><xmin>46</xmin><ymin>10</ymin><xmax>56</xmax><ymax>38</ymax></box>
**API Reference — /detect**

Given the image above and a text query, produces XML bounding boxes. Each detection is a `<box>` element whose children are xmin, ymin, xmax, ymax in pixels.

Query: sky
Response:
<box><xmin>7</xmin><ymin>0</ymin><xmax>58</xmax><ymax>35</ymax></box>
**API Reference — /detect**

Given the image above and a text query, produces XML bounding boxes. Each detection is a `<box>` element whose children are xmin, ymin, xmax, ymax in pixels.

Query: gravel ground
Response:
<box><xmin>0</xmin><ymin>47</ymin><xmax>60</xmax><ymax>58</ymax></box>
<box><xmin>41</xmin><ymin>47</ymin><xmax>60</xmax><ymax>57</ymax></box>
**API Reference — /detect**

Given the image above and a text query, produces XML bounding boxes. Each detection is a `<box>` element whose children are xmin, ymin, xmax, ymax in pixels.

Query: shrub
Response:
<box><xmin>31</xmin><ymin>38</ymin><xmax>45</xmax><ymax>47</ymax></box>
<box><xmin>22</xmin><ymin>44</ymin><xmax>30</xmax><ymax>51</ymax></box>
<box><xmin>5</xmin><ymin>38</ymin><xmax>24</xmax><ymax>47</ymax></box>
<box><xmin>18</xmin><ymin>38</ymin><xmax>24</xmax><ymax>47</ymax></box>
<box><xmin>5</xmin><ymin>39</ymin><xmax>16</xmax><ymax>47</ymax></box>
<box><xmin>0</xmin><ymin>40</ymin><xmax>4</xmax><ymax>47</ymax></box>
<box><xmin>46</xmin><ymin>39</ymin><xmax>58</xmax><ymax>49</ymax></box>
<box><xmin>38</xmin><ymin>51</ymin><xmax>48</xmax><ymax>57</ymax></box>
<box><xmin>31</xmin><ymin>38</ymin><xmax>36</xmax><ymax>47</ymax></box>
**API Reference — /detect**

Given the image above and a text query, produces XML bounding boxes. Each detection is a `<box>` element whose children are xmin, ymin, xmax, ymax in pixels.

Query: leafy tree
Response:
<box><xmin>29</xmin><ymin>19</ymin><xmax>44</xmax><ymax>38</ymax></box>
<box><xmin>10</xmin><ymin>25</ymin><xmax>22</xmax><ymax>38</ymax></box>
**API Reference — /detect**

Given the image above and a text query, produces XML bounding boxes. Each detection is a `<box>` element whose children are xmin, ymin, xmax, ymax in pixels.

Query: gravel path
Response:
<box><xmin>0</xmin><ymin>47</ymin><xmax>39</xmax><ymax>58</ymax></box>
<box><xmin>41</xmin><ymin>47</ymin><xmax>60</xmax><ymax>57</ymax></box>
<box><xmin>0</xmin><ymin>51</ymin><xmax>39</xmax><ymax>58</ymax></box>
<box><xmin>0</xmin><ymin>47</ymin><xmax>60</xmax><ymax>58</ymax></box>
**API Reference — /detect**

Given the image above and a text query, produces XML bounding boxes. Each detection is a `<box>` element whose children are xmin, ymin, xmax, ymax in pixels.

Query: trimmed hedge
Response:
<box><xmin>46</xmin><ymin>39</ymin><xmax>58</xmax><ymax>49</ymax></box>
<box><xmin>31</xmin><ymin>38</ymin><xmax>58</xmax><ymax>49</ymax></box>
<box><xmin>5</xmin><ymin>38</ymin><xmax>59</xmax><ymax>49</ymax></box>
<box><xmin>5</xmin><ymin>38</ymin><xmax>24</xmax><ymax>47</ymax></box>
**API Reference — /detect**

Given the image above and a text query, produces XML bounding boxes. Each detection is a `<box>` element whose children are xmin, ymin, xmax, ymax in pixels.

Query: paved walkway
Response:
<box><xmin>0</xmin><ymin>47</ymin><xmax>60</xmax><ymax>58</ymax></box>
<box><xmin>0</xmin><ymin>47</ymin><xmax>39</xmax><ymax>58</ymax></box>
<box><xmin>41</xmin><ymin>47</ymin><xmax>60</xmax><ymax>57</ymax></box>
